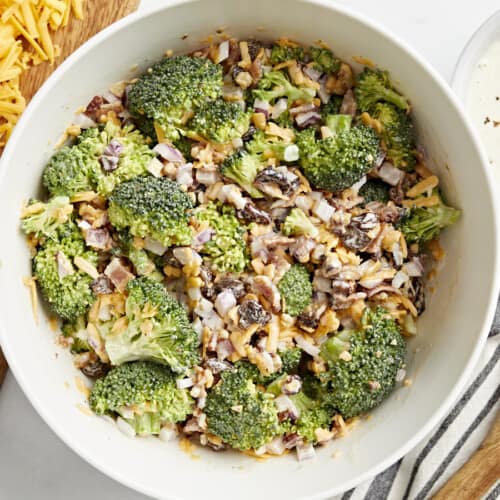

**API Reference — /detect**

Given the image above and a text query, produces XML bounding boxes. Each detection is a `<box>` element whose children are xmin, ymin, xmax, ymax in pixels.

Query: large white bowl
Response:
<box><xmin>0</xmin><ymin>1</ymin><xmax>499</xmax><ymax>498</ymax></box>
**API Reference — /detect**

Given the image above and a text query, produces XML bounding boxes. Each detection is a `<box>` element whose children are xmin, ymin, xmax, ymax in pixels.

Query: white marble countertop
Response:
<box><xmin>1</xmin><ymin>1</ymin><xmax>499</xmax><ymax>498</ymax></box>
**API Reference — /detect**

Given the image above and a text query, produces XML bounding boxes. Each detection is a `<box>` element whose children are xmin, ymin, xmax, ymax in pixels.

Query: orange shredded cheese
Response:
<box><xmin>0</xmin><ymin>0</ymin><xmax>84</xmax><ymax>148</ymax></box>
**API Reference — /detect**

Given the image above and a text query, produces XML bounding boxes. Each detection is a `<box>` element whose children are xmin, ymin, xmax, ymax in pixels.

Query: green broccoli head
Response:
<box><xmin>61</xmin><ymin>315</ymin><xmax>90</xmax><ymax>354</ymax></box>
<box><xmin>101</xmin><ymin>276</ymin><xmax>200</xmax><ymax>373</ymax></box>
<box><xmin>33</xmin><ymin>223</ymin><xmax>97</xmax><ymax>320</ymax></box>
<box><xmin>355</xmin><ymin>68</ymin><xmax>410</xmax><ymax>113</ymax></box>
<box><xmin>196</xmin><ymin>202</ymin><xmax>249</xmax><ymax>273</ymax></box>
<box><xmin>359</xmin><ymin>179</ymin><xmax>390</xmax><ymax>204</ymax></box>
<box><xmin>269</xmin><ymin>44</ymin><xmax>305</xmax><ymax>64</ymax></box>
<box><xmin>21</xmin><ymin>196</ymin><xmax>73</xmax><ymax>240</ymax></box>
<box><xmin>205</xmin><ymin>365</ymin><xmax>281</xmax><ymax>450</ymax></box>
<box><xmin>296</xmin><ymin>124</ymin><xmax>381</xmax><ymax>192</ymax></box>
<box><xmin>42</xmin><ymin>122</ymin><xmax>155</xmax><ymax>197</ymax></box>
<box><xmin>320</xmin><ymin>95</ymin><xmax>343</xmax><ymax>118</ymax></box>
<box><xmin>219</xmin><ymin>150</ymin><xmax>264</xmax><ymax>198</ymax></box>
<box><xmin>188</xmin><ymin>98</ymin><xmax>250</xmax><ymax>144</ymax></box>
<box><xmin>319</xmin><ymin>307</ymin><xmax>406</xmax><ymax>419</ymax></box>
<box><xmin>282</xmin><ymin>207</ymin><xmax>319</xmax><ymax>238</ymax></box>
<box><xmin>280</xmin><ymin>347</ymin><xmax>302</xmax><ymax>374</ymax></box>
<box><xmin>89</xmin><ymin>361</ymin><xmax>193</xmax><ymax>435</ymax></box>
<box><xmin>108</xmin><ymin>176</ymin><xmax>193</xmax><ymax>247</ymax></box>
<box><xmin>127</xmin><ymin>55</ymin><xmax>223</xmax><ymax>141</ymax></box>
<box><xmin>277</xmin><ymin>264</ymin><xmax>313</xmax><ymax>317</ymax></box>
<box><xmin>399</xmin><ymin>196</ymin><xmax>461</xmax><ymax>244</ymax></box>
<box><xmin>245</xmin><ymin>130</ymin><xmax>299</xmax><ymax>163</ymax></box>
<box><xmin>309</xmin><ymin>47</ymin><xmax>340</xmax><ymax>74</ymax></box>
<box><xmin>324</xmin><ymin>114</ymin><xmax>352</xmax><ymax>135</ymax></box>
<box><xmin>115</xmin><ymin>231</ymin><xmax>162</xmax><ymax>280</ymax></box>
<box><xmin>371</xmin><ymin>102</ymin><xmax>416</xmax><ymax>169</ymax></box>
<box><xmin>253</xmin><ymin>71</ymin><xmax>316</xmax><ymax>104</ymax></box>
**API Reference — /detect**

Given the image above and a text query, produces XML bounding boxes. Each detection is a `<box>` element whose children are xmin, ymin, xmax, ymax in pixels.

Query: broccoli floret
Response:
<box><xmin>108</xmin><ymin>176</ymin><xmax>193</xmax><ymax>247</ymax></box>
<box><xmin>280</xmin><ymin>347</ymin><xmax>302</xmax><ymax>374</ymax></box>
<box><xmin>100</xmin><ymin>277</ymin><xmax>200</xmax><ymax>373</ymax></box>
<box><xmin>188</xmin><ymin>98</ymin><xmax>250</xmax><ymax>144</ymax></box>
<box><xmin>89</xmin><ymin>361</ymin><xmax>193</xmax><ymax>435</ymax></box>
<box><xmin>115</xmin><ymin>231</ymin><xmax>162</xmax><ymax>280</ymax></box>
<box><xmin>282</xmin><ymin>207</ymin><xmax>319</xmax><ymax>238</ymax></box>
<box><xmin>33</xmin><ymin>223</ymin><xmax>97</xmax><ymax>320</ymax></box>
<box><xmin>359</xmin><ymin>179</ymin><xmax>390</xmax><ymax>204</ymax></box>
<box><xmin>296</xmin><ymin>124</ymin><xmax>380</xmax><ymax>192</ymax></box>
<box><xmin>42</xmin><ymin>122</ymin><xmax>155</xmax><ymax>197</ymax></box>
<box><xmin>319</xmin><ymin>307</ymin><xmax>406</xmax><ymax>419</ymax></box>
<box><xmin>399</xmin><ymin>195</ymin><xmax>461</xmax><ymax>244</ymax></box>
<box><xmin>204</xmin><ymin>365</ymin><xmax>281</xmax><ymax>450</ymax></box>
<box><xmin>253</xmin><ymin>71</ymin><xmax>316</xmax><ymax>104</ymax></box>
<box><xmin>320</xmin><ymin>95</ymin><xmax>343</xmax><ymax>118</ymax></box>
<box><xmin>371</xmin><ymin>103</ymin><xmax>416</xmax><ymax>169</ymax></box>
<box><xmin>277</xmin><ymin>264</ymin><xmax>313</xmax><ymax>316</ymax></box>
<box><xmin>219</xmin><ymin>150</ymin><xmax>264</xmax><ymax>198</ymax></box>
<box><xmin>61</xmin><ymin>316</ymin><xmax>90</xmax><ymax>354</ymax></box>
<box><xmin>127</xmin><ymin>55</ymin><xmax>223</xmax><ymax>141</ymax></box>
<box><xmin>269</xmin><ymin>44</ymin><xmax>305</xmax><ymax>64</ymax></box>
<box><xmin>173</xmin><ymin>136</ymin><xmax>194</xmax><ymax>161</ymax></box>
<box><xmin>21</xmin><ymin>196</ymin><xmax>73</xmax><ymax>240</ymax></box>
<box><xmin>196</xmin><ymin>202</ymin><xmax>249</xmax><ymax>273</ymax></box>
<box><xmin>355</xmin><ymin>68</ymin><xmax>410</xmax><ymax>113</ymax></box>
<box><xmin>309</xmin><ymin>47</ymin><xmax>340</xmax><ymax>74</ymax></box>
<box><xmin>245</xmin><ymin>130</ymin><xmax>299</xmax><ymax>163</ymax></box>
<box><xmin>324</xmin><ymin>114</ymin><xmax>352</xmax><ymax>135</ymax></box>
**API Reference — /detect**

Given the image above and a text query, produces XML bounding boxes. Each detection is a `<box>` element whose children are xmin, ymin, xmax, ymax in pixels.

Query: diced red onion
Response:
<box><xmin>295</xmin><ymin>110</ymin><xmax>322</xmax><ymax>127</ymax></box>
<box><xmin>176</xmin><ymin>377</ymin><xmax>194</xmax><ymax>390</ymax></box>
<box><xmin>271</xmin><ymin>98</ymin><xmax>288</xmax><ymax>119</ymax></box>
<box><xmin>215</xmin><ymin>40</ymin><xmax>229</xmax><ymax>63</ymax></box>
<box><xmin>295</xmin><ymin>334</ymin><xmax>320</xmax><ymax>358</ymax></box>
<box><xmin>194</xmin><ymin>298</ymin><xmax>214</xmax><ymax>318</ymax></box>
<box><xmin>56</xmin><ymin>251</ymin><xmax>74</xmax><ymax>279</ymax></box>
<box><xmin>392</xmin><ymin>242</ymin><xmax>404</xmax><ymax>267</ymax></box>
<box><xmin>219</xmin><ymin>184</ymin><xmax>247</xmax><ymax>210</ymax></box>
<box><xmin>303</xmin><ymin>65</ymin><xmax>322</xmax><ymax>81</ymax></box>
<box><xmin>102</xmin><ymin>89</ymin><xmax>121</xmax><ymax>104</ymax></box>
<box><xmin>203</xmin><ymin>312</ymin><xmax>224</xmax><ymax>331</ymax></box>
<box><xmin>313</xmin><ymin>199</ymin><xmax>335</xmax><ymax>222</ymax></box>
<box><xmin>99</xmin><ymin>155</ymin><xmax>119</xmax><ymax>172</ymax></box>
<box><xmin>283</xmin><ymin>434</ymin><xmax>301</xmax><ymax>449</ymax></box>
<box><xmin>144</xmin><ymin>237</ymin><xmax>167</xmax><ymax>256</ymax></box>
<box><xmin>283</xmin><ymin>144</ymin><xmax>299</xmax><ymax>162</ymax></box>
<box><xmin>104</xmin><ymin>258</ymin><xmax>134</xmax><ymax>292</ymax></box>
<box><xmin>216</xmin><ymin>339</ymin><xmax>235</xmax><ymax>360</ymax></box>
<box><xmin>275</xmin><ymin>395</ymin><xmax>300</xmax><ymax>418</ymax></box>
<box><xmin>254</xmin><ymin>98</ymin><xmax>270</xmax><ymax>114</ymax></box>
<box><xmin>296</xmin><ymin>440</ymin><xmax>316</xmax><ymax>461</ymax></box>
<box><xmin>77</xmin><ymin>219</ymin><xmax>92</xmax><ymax>230</ymax></box>
<box><xmin>153</xmin><ymin>143</ymin><xmax>184</xmax><ymax>163</ymax></box>
<box><xmin>104</xmin><ymin>139</ymin><xmax>124</xmax><ymax>157</ymax></box>
<box><xmin>193</xmin><ymin>229</ymin><xmax>214</xmax><ymax>248</ymax></box>
<box><xmin>392</xmin><ymin>270</ymin><xmax>409</xmax><ymax>289</ymax></box>
<box><xmin>159</xmin><ymin>426</ymin><xmax>176</xmax><ymax>442</ymax></box>
<box><xmin>85</xmin><ymin>228</ymin><xmax>111</xmax><ymax>250</ymax></box>
<box><xmin>73</xmin><ymin>113</ymin><xmax>96</xmax><ymax>129</ymax></box>
<box><xmin>405</xmin><ymin>258</ymin><xmax>423</xmax><ymax>277</ymax></box>
<box><xmin>378</xmin><ymin>162</ymin><xmax>404</xmax><ymax>186</ymax></box>
<box><xmin>290</xmin><ymin>103</ymin><xmax>317</xmax><ymax>116</ymax></box>
<box><xmin>318</xmin><ymin>76</ymin><xmax>330</xmax><ymax>104</ymax></box>
<box><xmin>146</xmin><ymin>157</ymin><xmax>164</xmax><ymax>177</ymax></box>
<box><xmin>266</xmin><ymin>437</ymin><xmax>286</xmax><ymax>455</ymax></box>
<box><xmin>176</xmin><ymin>163</ymin><xmax>194</xmax><ymax>187</ymax></box>
<box><xmin>196</xmin><ymin>169</ymin><xmax>219</xmax><ymax>186</ymax></box>
<box><xmin>214</xmin><ymin>289</ymin><xmax>236</xmax><ymax>317</ymax></box>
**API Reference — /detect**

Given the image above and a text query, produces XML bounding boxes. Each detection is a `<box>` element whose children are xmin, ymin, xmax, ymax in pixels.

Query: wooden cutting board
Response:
<box><xmin>0</xmin><ymin>0</ymin><xmax>140</xmax><ymax>385</ymax></box>
<box><xmin>1</xmin><ymin>2</ymin><xmax>498</xmax><ymax>496</ymax></box>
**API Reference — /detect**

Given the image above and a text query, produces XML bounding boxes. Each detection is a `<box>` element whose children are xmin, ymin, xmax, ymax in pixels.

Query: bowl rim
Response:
<box><xmin>1</xmin><ymin>0</ymin><xmax>499</xmax><ymax>498</ymax></box>
<box><xmin>451</xmin><ymin>9</ymin><xmax>500</xmax><ymax>99</ymax></box>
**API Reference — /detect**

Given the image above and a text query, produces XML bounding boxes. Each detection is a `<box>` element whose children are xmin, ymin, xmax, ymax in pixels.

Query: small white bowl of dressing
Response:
<box><xmin>452</xmin><ymin>10</ymin><xmax>500</xmax><ymax>183</ymax></box>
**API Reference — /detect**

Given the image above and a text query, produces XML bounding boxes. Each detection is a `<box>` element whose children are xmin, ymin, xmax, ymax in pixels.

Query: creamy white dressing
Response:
<box><xmin>465</xmin><ymin>41</ymin><xmax>500</xmax><ymax>184</ymax></box>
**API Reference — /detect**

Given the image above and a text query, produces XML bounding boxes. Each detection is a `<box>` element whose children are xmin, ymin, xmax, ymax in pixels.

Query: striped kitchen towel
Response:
<box><xmin>334</xmin><ymin>298</ymin><xmax>500</xmax><ymax>500</ymax></box>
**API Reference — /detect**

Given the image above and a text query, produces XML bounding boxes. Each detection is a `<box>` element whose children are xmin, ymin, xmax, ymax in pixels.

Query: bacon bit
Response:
<box><xmin>415</xmin><ymin>163</ymin><xmax>433</xmax><ymax>179</ymax></box>
<box><xmin>428</xmin><ymin>239</ymin><xmax>445</xmax><ymax>261</ymax></box>
<box><xmin>402</xmin><ymin>195</ymin><xmax>440</xmax><ymax>209</ymax></box>
<box><xmin>23</xmin><ymin>276</ymin><xmax>39</xmax><ymax>324</ymax></box>
<box><xmin>265</xmin><ymin>122</ymin><xmax>295</xmax><ymax>142</ymax></box>
<box><xmin>104</xmin><ymin>258</ymin><xmax>134</xmax><ymax>292</ymax></box>
<box><xmin>73</xmin><ymin>256</ymin><xmax>99</xmax><ymax>280</ymax></box>
<box><xmin>406</xmin><ymin>175</ymin><xmax>439</xmax><ymax>198</ymax></box>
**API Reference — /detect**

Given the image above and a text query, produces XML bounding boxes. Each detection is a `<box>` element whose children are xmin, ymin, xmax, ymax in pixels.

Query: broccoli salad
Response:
<box><xmin>20</xmin><ymin>38</ymin><xmax>461</xmax><ymax>460</ymax></box>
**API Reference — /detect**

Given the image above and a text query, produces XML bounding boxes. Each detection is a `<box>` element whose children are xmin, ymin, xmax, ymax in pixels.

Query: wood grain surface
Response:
<box><xmin>0</xmin><ymin>0</ymin><xmax>140</xmax><ymax>388</ymax></box>
<box><xmin>433</xmin><ymin>409</ymin><xmax>500</xmax><ymax>499</ymax></box>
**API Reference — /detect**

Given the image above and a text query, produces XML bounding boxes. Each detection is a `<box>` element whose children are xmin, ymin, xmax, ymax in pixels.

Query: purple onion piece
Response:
<box><xmin>104</xmin><ymin>139</ymin><xmax>124</xmax><ymax>157</ymax></box>
<box><xmin>100</xmin><ymin>155</ymin><xmax>119</xmax><ymax>172</ymax></box>
<box><xmin>303</xmin><ymin>65</ymin><xmax>322</xmax><ymax>81</ymax></box>
<box><xmin>153</xmin><ymin>143</ymin><xmax>184</xmax><ymax>163</ymax></box>
<box><xmin>295</xmin><ymin>110</ymin><xmax>322</xmax><ymax>128</ymax></box>
<box><xmin>254</xmin><ymin>107</ymin><xmax>269</xmax><ymax>119</ymax></box>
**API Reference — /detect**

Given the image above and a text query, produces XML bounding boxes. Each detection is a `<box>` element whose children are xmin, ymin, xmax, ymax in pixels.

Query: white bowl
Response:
<box><xmin>1</xmin><ymin>1</ymin><xmax>499</xmax><ymax>499</ymax></box>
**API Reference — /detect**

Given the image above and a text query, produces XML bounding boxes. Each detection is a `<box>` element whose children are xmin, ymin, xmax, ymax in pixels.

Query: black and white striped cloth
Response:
<box><xmin>333</xmin><ymin>299</ymin><xmax>500</xmax><ymax>500</ymax></box>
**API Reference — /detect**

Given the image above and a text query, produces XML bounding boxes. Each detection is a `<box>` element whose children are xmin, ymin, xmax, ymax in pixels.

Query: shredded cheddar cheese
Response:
<box><xmin>0</xmin><ymin>0</ymin><xmax>84</xmax><ymax>148</ymax></box>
